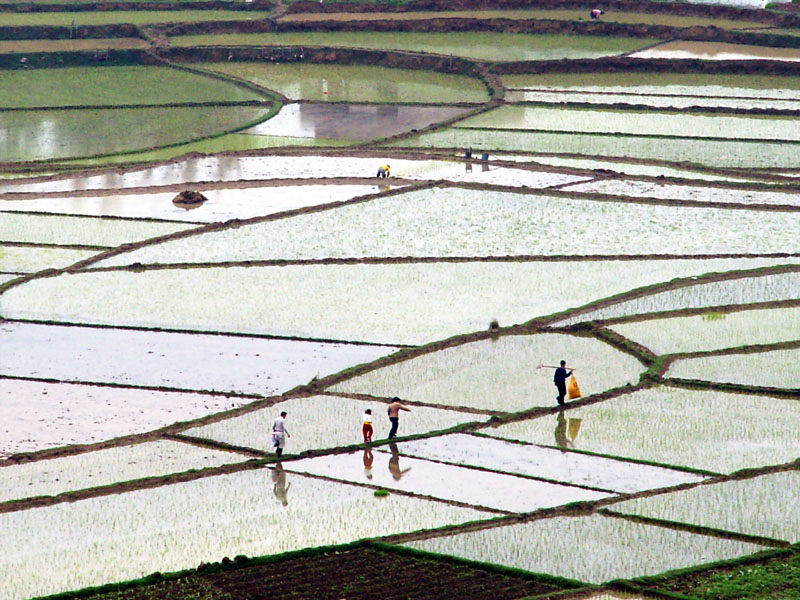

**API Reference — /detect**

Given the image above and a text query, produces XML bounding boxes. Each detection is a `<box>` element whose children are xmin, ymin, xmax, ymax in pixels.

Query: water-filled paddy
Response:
<box><xmin>0</xmin><ymin>105</ymin><xmax>274</xmax><ymax>162</ymax></box>
<box><xmin>0</xmin><ymin>244</ymin><xmax>97</xmax><ymax>273</ymax></box>
<box><xmin>0</xmin><ymin>212</ymin><xmax>193</xmax><ymax>246</ymax></box>
<box><xmin>555</xmin><ymin>267</ymin><xmax>800</xmax><ymax>326</ymax></box>
<box><xmin>611</xmin><ymin>470</ymin><xmax>800</xmax><ymax>543</ymax></box>
<box><xmin>0</xmin><ymin>467</ymin><xmax>487</xmax><ymax>600</ymax></box>
<box><xmin>667</xmin><ymin>347</ymin><xmax>800</xmax><ymax>389</ymax></box>
<box><xmin>393</xmin><ymin>433</ymin><xmax>705</xmax><ymax>493</ymax></box>
<box><xmin>404</xmin><ymin>513</ymin><xmax>765</xmax><ymax>584</ymax></box>
<box><xmin>289</xmin><ymin>451</ymin><xmax>610</xmax><ymax>512</ymax></box>
<box><xmin>391</xmin><ymin>128</ymin><xmax>800</xmax><ymax>169</ymax></box>
<box><xmin>91</xmin><ymin>187</ymin><xmax>800</xmax><ymax>266</ymax></box>
<box><xmin>484</xmin><ymin>386</ymin><xmax>800</xmax><ymax>474</ymax></box>
<box><xmin>3</xmin><ymin>259</ymin><xmax>787</xmax><ymax>345</ymax></box>
<box><xmin>610</xmin><ymin>306</ymin><xmax>800</xmax><ymax>354</ymax></box>
<box><xmin>169</xmin><ymin>32</ymin><xmax>657</xmax><ymax>62</ymax></box>
<box><xmin>0</xmin><ymin>322</ymin><xmax>396</xmax><ymax>396</ymax></box>
<box><xmin>0</xmin><ymin>9</ymin><xmax>270</xmax><ymax>26</ymax></box>
<box><xmin>332</xmin><ymin>333</ymin><xmax>644</xmax><ymax>413</ymax></box>
<box><xmin>0</xmin><ymin>66</ymin><xmax>264</xmax><ymax>109</ymax></box>
<box><xmin>459</xmin><ymin>105</ymin><xmax>800</xmax><ymax>142</ymax></box>
<box><xmin>0</xmin><ymin>439</ymin><xmax>246</xmax><ymax>504</ymax></box>
<box><xmin>561</xmin><ymin>179</ymin><xmax>800</xmax><ymax>206</ymax></box>
<box><xmin>198</xmin><ymin>62</ymin><xmax>489</xmax><ymax>103</ymax></box>
<box><xmin>244</xmin><ymin>103</ymin><xmax>471</xmax><ymax>141</ymax></box>
<box><xmin>183</xmin><ymin>394</ymin><xmax>477</xmax><ymax>453</ymax></box>
<box><xmin>629</xmin><ymin>41</ymin><xmax>800</xmax><ymax>62</ymax></box>
<box><xmin>0</xmin><ymin>185</ymin><xmax>380</xmax><ymax>223</ymax></box>
<box><xmin>0</xmin><ymin>379</ymin><xmax>245</xmax><ymax>456</ymax></box>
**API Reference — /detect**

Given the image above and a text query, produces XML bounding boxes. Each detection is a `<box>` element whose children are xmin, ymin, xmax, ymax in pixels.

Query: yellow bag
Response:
<box><xmin>567</xmin><ymin>374</ymin><xmax>582</xmax><ymax>399</ymax></box>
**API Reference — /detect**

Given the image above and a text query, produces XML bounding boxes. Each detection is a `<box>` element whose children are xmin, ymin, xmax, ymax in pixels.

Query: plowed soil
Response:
<box><xmin>81</xmin><ymin>546</ymin><xmax>572</xmax><ymax>600</ymax></box>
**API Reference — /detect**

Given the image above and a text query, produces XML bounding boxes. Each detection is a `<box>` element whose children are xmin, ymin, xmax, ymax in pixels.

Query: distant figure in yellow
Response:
<box><xmin>376</xmin><ymin>164</ymin><xmax>391</xmax><ymax>178</ymax></box>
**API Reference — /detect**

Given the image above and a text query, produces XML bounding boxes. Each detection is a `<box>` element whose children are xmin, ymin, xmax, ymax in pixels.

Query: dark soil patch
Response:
<box><xmin>69</xmin><ymin>546</ymin><xmax>574</xmax><ymax>600</ymax></box>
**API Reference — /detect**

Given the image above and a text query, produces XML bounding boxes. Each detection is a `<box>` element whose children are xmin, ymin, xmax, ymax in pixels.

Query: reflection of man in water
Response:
<box><xmin>272</xmin><ymin>463</ymin><xmax>291</xmax><ymax>506</ymax></box>
<box><xmin>554</xmin><ymin>409</ymin><xmax>571</xmax><ymax>453</ymax></box>
<box><xmin>363</xmin><ymin>447</ymin><xmax>374</xmax><ymax>480</ymax></box>
<box><xmin>388</xmin><ymin>442</ymin><xmax>412</xmax><ymax>481</ymax></box>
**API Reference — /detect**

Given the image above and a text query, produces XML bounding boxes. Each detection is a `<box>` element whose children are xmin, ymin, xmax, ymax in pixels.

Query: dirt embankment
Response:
<box><xmin>0</xmin><ymin>0</ymin><xmax>272</xmax><ymax>13</ymax></box>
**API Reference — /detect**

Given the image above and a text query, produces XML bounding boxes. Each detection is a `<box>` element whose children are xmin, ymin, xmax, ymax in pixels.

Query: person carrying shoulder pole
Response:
<box><xmin>554</xmin><ymin>360</ymin><xmax>575</xmax><ymax>406</ymax></box>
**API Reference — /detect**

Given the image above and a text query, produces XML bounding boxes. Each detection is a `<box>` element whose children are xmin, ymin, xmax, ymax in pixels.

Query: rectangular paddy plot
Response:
<box><xmin>0</xmin><ymin>439</ymin><xmax>246</xmax><ymax>504</ymax></box>
<box><xmin>0</xmin><ymin>10</ymin><xmax>271</xmax><ymax>26</ymax></box>
<box><xmin>392</xmin><ymin>129</ymin><xmax>800</xmax><ymax>169</ymax></box>
<box><xmin>182</xmin><ymin>394</ymin><xmax>477</xmax><ymax>454</ymax></box>
<box><xmin>0</xmin><ymin>212</ymin><xmax>193</xmax><ymax>247</ymax></box>
<box><xmin>0</xmin><ymin>322</ymin><xmax>396</xmax><ymax>396</ymax></box>
<box><xmin>611</xmin><ymin>470</ymin><xmax>800</xmax><ymax>543</ymax></box>
<box><xmin>610</xmin><ymin>306</ymin><xmax>800</xmax><ymax>354</ymax></box>
<box><xmin>561</xmin><ymin>179</ymin><xmax>800</xmax><ymax>207</ymax></box>
<box><xmin>0</xmin><ymin>38</ymin><xmax>148</xmax><ymax>54</ymax></box>
<box><xmin>629</xmin><ymin>41</ymin><xmax>800</xmax><ymax>62</ymax></box>
<box><xmin>403</xmin><ymin>513</ymin><xmax>765</xmax><ymax>585</ymax></box>
<box><xmin>483</xmin><ymin>386</ymin><xmax>800</xmax><ymax>474</ymax></box>
<box><xmin>667</xmin><ymin>347</ymin><xmax>800</xmax><ymax>389</ymax></box>
<box><xmin>554</xmin><ymin>267</ymin><xmax>800</xmax><ymax>326</ymax></box>
<box><xmin>289</xmin><ymin>450</ymin><xmax>610</xmax><ymax>513</ymax></box>
<box><xmin>333</xmin><ymin>333</ymin><xmax>645</xmax><ymax>413</ymax></box>
<box><xmin>394</xmin><ymin>433</ymin><xmax>705</xmax><ymax>494</ymax></box>
<box><xmin>4</xmin><ymin>259</ymin><xmax>795</xmax><ymax>346</ymax></box>
<box><xmin>0</xmin><ymin>244</ymin><xmax>97</xmax><ymax>273</ymax></box>
<box><xmin>198</xmin><ymin>62</ymin><xmax>490</xmax><ymax>104</ymax></box>
<box><xmin>0</xmin><ymin>379</ymin><xmax>246</xmax><ymax>457</ymax></box>
<box><xmin>92</xmin><ymin>188</ymin><xmax>800</xmax><ymax>266</ymax></box>
<box><xmin>0</xmin><ymin>185</ymin><xmax>380</xmax><ymax>223</ymax></box>
<box><xmin>0</xmin><ymin>468</ymin><xmax>488</xmax><ymax>600</ymax></box>
<box><xmin>169</xmin><ymin>32</ymin><xmax>656</xmax><ymax>62</ymax></box>
<box><xmin>459</xmin><ymin>105</ymin><xmax>800</xmax><ymax>142</ymax></box>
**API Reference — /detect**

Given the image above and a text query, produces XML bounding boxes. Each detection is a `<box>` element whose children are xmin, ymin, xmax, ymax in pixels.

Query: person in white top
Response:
<box><xmin>272</xmin><ymin>411</ymin><xmax>290</xmax><ymax>457</ymax></box>
<box><xmin>362</xmin><ymin>408</ymin><xmax>373</xmax><ymax>443</ymax></box>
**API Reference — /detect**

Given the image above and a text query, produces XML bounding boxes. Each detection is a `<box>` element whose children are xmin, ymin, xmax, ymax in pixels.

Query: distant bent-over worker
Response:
<box><xmin>590</xmin><ymin>8</ymin><xmax>604</xmax><ymax>18</ymax></box>
<box><xmin>376</xmin><ymin>164</ymin><xmax>391</xmax><ymax>178</ymax></box>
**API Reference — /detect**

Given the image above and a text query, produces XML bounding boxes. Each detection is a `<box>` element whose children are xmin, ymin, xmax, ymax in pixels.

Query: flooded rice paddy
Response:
<box><xmin>484</xmin><ymin>386</ymin><xmax>800</xmax><ymax>474</ymax></box>
<box><xmin>404</xmin><ymin>514</ymin><xmax>765</xmax><ymax>584</ymax></box>
<box><xmin>0</xmin><ymin>244</ymin><xmax>97</xmax><ymax>273</ymax></box>
<box><xmin>629</xmin><ymin>41</ymin><xmax>800</xmax><ymax>62</ymax></box>
<box><xmin>667</xmin><ymin>347</ymin><xmax>800</xmax><ymax>388</ymax></box>
<box><xmin>610</xmin><ymin>306</ymin><xmax>800</xmax><ymax>354</ymax></box>
<box><xmin>183</xmin><ymin>394</ymin><xmax>476</xmax><ymax>453</ymax></box>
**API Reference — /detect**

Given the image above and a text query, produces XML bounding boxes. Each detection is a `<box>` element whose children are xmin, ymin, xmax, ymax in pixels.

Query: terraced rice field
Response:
<box><xmin>2</xmin><ymin>1</ymin><xmax>800</xmax><ymax>599</ymax></box>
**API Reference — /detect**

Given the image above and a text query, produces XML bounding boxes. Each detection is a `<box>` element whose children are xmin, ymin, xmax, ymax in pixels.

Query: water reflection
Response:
<box><xmin>363</xmin><ymin>447</ymin><xmax>374</xmax><ymax>479</ymax></box>
<box><xmin>272</xmin><ymin>463</ymin><xmax>291</xmax><ymax>506</ymax></box>
<box><xmin>388</xmin><ymin>442</ymin><xmax>412</xmax><ymax>481</ymax></box>
<box><xmin>554</xmin><ymin>410</ymin><xmax>583</xmax><ymax>452</ymax></box>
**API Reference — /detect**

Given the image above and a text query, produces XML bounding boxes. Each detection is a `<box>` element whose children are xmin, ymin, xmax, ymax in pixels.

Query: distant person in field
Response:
<box><xmin>387</xmin><ymin>397</ymin><xmax>410</xmax><ymax>439</ymax></box>
<box><xmin>271</xmin><ymin>411</ymin><xmax>290</xmax><ymax>457</ymax></box>
<box><xmin>362</xmin><ymin>408</ymin><xmax>374</xmax><ymax>443</ymax></box>
<box><xmin>590</xmin><ymin>8</ymin><xmax>604</xmax><ymax>19</ymax></box>
<box><xmin>554</xmin><ymin>360</ymin><xmax>574</xmax><ymax>406</ymax></box>
<box><xmin>376</xmin><ymin>164</ymin><xmax>391</xmax><ymax>178</ymax></box>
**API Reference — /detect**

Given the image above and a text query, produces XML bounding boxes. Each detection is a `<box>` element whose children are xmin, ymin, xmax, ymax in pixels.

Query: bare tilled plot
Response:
<box><xmin>3</xmin><ymin>260</ymin><xmax>787</xmax><ymax>345</ymax></box>
<box><xmin>288</xmin><ymin>451</ymin><xmax>610</xmax><ymax>513</ymax></box>
<box><xmin>610</xmin><ymin>470</ymin><xmax>800</xmax><ymax>543</ymax></box>
<box><xmin>667</xmin><ymin>347</ymin><xmax>800</xmax><ymax>389</ymax></box>
<box><xmin>610</xmin><ymin>306</ymin><xmax>800</xmax><ymax>354</ymax></box>
<box><xmin>390</xmin><ymin>434</ymin><xmax>706</xmax><ymax>494</ymax></box>
<box><xmin>182</xmin><ymin>394</ymin><xmax>477</xmax><ymax>454</ymax></box>
<box><xmin>0</xmin><ymin>185</ymin><xmax>381</xmax><ymax>223</ymax></box>
<box><xmin>0</xmin><ymin>379</ymin><xmax>245</xmax><ymax>457</ymax></box>
<box><xmin>0</xmin><ymin>38</ymin><xmax>149</xmax><ymax>54</ymax></box>
<box><xmin>483</xmin><ymin>386</ymin><xmax>800</xmax><ymax>474</ymax></box>
<box><xmin>0</xmin><ymin>468</ymin><xmax>488</xmax><ymax>600</ymax></box>
<box><xmin>0</xmin><ymin>439</ymin><xmax>247</xmax><ymax>504</ymax></box>
<box><xmin>0</xmin><ymin>322</ymin><xmax>396</xmax><ymax>395</ymax></box>
<box><xmin>404</xmin><ymin>514</ymin><xmax>766</xmax><ymax>585</ymax></box>
<box><xmin>332</xmin><ymin>333</ymin><xmax>644</xmax><ymax>413</ymax></box>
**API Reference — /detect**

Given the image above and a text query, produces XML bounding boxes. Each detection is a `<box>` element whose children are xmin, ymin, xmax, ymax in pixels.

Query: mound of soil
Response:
<box><xmin>172</xmin><ymin>190</ymin><xmax>208</xmax><ymax>209</ymax></box>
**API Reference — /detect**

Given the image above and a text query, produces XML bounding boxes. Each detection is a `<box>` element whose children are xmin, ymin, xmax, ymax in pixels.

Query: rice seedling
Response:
<box><xmin>404</xmin><ymin>513</ymin><xmax>765</xmax><ymax>584</ymax></box>
<box><xmin>333</xmin><ymin>333</ymin><xmax>644</xmax><ymax>412</ymax></box>
<box><xmin>612</xmin><ymin>470</ymin><xmax>800</xmax><ymax>543</ymax></box>
<box><xmin>610</xmin><ymin>307</ymin><xmax>800</xmax><ymax>354</ymax></box>
<box><xmin>484</xmin><ymin>386</ymin><xmax>800</xmax><ymax>474</ymax></box>
<box><xmin>0</xmin><ymin>245</ymin><xmax>97</xmax><ymax>273</ymax></box>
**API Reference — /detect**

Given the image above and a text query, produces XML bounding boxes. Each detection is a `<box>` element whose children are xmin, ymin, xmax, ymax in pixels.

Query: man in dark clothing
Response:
<box><xmin>554</xmin><ymin>360</ymin><xmax>574</xmax><ymax>406</ymax></box>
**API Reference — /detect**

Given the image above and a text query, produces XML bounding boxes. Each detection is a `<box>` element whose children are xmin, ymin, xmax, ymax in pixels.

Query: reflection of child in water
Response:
<box><xmin>271</xmin><ymin>464</ymin><xmax>291</xmax><ymax>506</ymax></box>
<box><xmin>363</xmin><ymin>447</ymin><xmax>374</xmax><ymax>479</ymax></box>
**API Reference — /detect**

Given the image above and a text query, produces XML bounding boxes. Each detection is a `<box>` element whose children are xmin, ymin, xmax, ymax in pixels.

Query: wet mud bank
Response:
<box><xmin>0</xmin><ymin>1</ymin><xmax>272</xmax><ymax>13</ymax></box>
